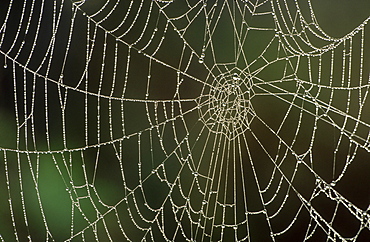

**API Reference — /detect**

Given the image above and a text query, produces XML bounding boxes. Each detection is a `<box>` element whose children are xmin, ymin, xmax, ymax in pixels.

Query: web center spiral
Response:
<box><xmin>199</xmin><ymin>69</ymin><xmax>255</xmax><ymax>140</ymax></box>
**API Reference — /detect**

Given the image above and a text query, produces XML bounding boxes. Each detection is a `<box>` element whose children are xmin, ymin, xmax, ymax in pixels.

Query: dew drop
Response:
<box><xmin>3</xmin><ymin>56</ymin><xmax>7</xmax><ymax>69</ymax></box>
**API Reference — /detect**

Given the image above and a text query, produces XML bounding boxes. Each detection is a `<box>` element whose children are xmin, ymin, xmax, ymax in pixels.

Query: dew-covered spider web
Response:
<box><xmin>1</xmin><ymin>0</ymin><xmax>370</xmax><ymax>241</ymax></box>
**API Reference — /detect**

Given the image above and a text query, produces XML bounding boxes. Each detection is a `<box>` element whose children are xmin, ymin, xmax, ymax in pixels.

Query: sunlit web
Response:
<box><xmin>1</xmin><ymin>0</ymin><xmax>370</xmax><ymax>241</ymax></box>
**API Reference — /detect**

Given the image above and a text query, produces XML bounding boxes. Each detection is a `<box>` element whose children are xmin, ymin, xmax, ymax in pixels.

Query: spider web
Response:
<box><xmin>0</xmin><ymin>0</ymin><xmax>370</xmax><ymax>241</ymax></box>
